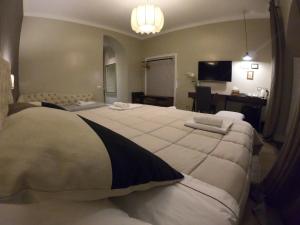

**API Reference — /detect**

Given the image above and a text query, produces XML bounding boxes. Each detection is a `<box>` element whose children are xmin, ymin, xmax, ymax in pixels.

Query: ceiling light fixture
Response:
<box><xmin>131</xmin><ymin>1</ymin><xmax>164</xmax><ymax>34</ymax></box>
<box><xmin>242</xmin><ymin>11</ymin><xmax>252</xmax><ymax>61</ymax></box>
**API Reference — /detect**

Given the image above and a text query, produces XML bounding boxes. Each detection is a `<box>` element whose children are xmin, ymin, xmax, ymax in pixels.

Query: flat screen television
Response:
<box><xmin>198</xmin><ymin>61</ymin><xmax>232</xmax><ymax>81</ymax></box>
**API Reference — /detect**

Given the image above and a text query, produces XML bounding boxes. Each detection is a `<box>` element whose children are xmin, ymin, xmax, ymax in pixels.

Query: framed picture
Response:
<box><xmin>251</xmin><ymin>63</ymin><xmax>259</xmax><ymax>69</ymax></box>
<box><xmin>247</xmin><ymin>71</ymin><xmax>254</xmax><ymax>80</ymax></box>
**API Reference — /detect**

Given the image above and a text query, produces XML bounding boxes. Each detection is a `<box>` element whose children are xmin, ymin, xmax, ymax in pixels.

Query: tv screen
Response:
<box><xmin>198</xmin><ymin>61</ymin><xmax>232</xmax><ymax>81</ymax></box>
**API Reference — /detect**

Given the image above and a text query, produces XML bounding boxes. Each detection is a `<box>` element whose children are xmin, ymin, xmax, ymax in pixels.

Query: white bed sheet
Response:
<box><xmin>0</xmin><ymin>175</ymin><xmax>239</xmax><ymax>225</ymax></box>
<box><xmin>0</xmin><ymin>199</ymin><xmax>151</xmax><ymax>225</ymax></box>
<box><xmin>113</xmin><ymin>174</ymin><xmax>239</xmax><ymax>225</ymax></box>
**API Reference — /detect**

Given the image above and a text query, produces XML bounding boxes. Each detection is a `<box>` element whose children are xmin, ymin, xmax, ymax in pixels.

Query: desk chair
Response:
<box><xmin>195</xmin><ymin>86</ymin><xmax>216</xmax><ymax>113</ymax></box>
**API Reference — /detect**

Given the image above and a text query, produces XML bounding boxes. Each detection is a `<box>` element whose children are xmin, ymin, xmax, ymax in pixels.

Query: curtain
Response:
<box><xmin>263</xmin><ymin>100</ymin><xmax>300</xmax><ymax>207</ymax></box>
<box><xmin>263</xmin><ymin>0</ymin><xmax>285</xmax><ymax>139</ymax></box>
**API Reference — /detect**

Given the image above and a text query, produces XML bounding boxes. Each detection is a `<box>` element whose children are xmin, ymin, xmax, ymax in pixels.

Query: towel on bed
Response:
<box><xmin>109</xmin><ymin>103</ymin><xmax>142</xmax><ymax>111</ymax></box>
<box><xmin>193</xmin><ymin>116</ymin><xmax>223</xmax><ymax>128</ymax></box>
<box><xmin>184</xmin><ymin>119</ymin><xmax>233</xmax><ymax>134</ymax></box>
<box><xmin>114</xmin><ymin>102</ymin><xmax>130</xmax><ymax>109</ymax></box>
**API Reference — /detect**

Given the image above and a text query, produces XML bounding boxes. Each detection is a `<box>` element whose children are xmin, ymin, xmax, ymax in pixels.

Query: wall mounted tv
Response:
<box><xmin>198</xmin><ymin>61</ymin><xmax>232</xmax><ymax>82</ymax></box>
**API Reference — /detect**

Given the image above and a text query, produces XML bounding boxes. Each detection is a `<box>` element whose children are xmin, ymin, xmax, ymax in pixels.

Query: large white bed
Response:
<box><xmin>77</xmin><ymin>105</ymin><xmax>257</xmax><ymax>207</ymax></box>
<box><xmin>0</xmin><ymin>57</ymin><xmax>261</xmax><ymax>225</ymax></box>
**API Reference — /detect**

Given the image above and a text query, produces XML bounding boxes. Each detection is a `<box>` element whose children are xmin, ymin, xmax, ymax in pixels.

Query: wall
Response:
<box><xmin>19</xmin><ymin>17</ymin><xmax>143</xmax><ymax>102</ymax></box>
<box><xmin>141</xmin><ymin>19</ymin><xmax>272</xmax><ymax>110</ymax></box>
<box><xmin>20</xmin><ymin>17</ymin><xmax>272</xmax><ymax>109</ymax></box>
<box><xmin>103</xmin><ymin>36</ymin><xmax>129</xmax><ymax>102</ymax></box>
<box><xmin>0</xmin><ymin>0</ymin><xmax>23</xmax><ymax>100</ymax></box>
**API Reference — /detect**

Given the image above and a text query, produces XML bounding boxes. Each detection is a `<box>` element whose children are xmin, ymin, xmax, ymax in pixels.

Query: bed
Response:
<box><xmin>77</xmin><ymin>105</ymin><xmax>259</xmax><ymax>212</ymax></box>
<box><xmin>0</xmin><ymin>57</ymin><xmax>261</xmax><ymax>225</ymax></box>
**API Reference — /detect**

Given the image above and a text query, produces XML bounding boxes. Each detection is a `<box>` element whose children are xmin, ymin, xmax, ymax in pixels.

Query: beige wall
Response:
<box><xmin>0</xmin><ymin>0</ymin><xmax>23</xmax><ymax>100</ymax></box>
<box><xmin>19</xmin><ymin>17</ymin><xmax>143</xmax><ymax>102</ymax></box>
<box><xmin>141</xmin><ymin>19</ymin><xmax>272</xmax><ymax>109</ymax></box>
<box><xmin>20</xmin><ymin>17</ymin><xmax>272</xmax><ymax>111</ymax></box>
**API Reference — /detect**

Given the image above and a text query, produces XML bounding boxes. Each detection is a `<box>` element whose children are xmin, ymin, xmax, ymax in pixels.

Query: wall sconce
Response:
<box><xmin>10</xmin><ymin>74</ymin><xmax>15</xmax><ymax>89</ymax></box>
<box><xmin>185</xmin><ymin>72</ymin><xmax>195</xmax><ymax>79</ymax></box>
<box><xmin>185</xmin><ymin>72</ymin><xmax>198</xmax><ymax>87</ymax></box>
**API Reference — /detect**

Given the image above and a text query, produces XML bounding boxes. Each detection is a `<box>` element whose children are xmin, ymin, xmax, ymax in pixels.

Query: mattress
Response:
<box><xmin>77</xmin><ymin>105</ymin><xmax>257</xmax><ymax>207</ymax></box>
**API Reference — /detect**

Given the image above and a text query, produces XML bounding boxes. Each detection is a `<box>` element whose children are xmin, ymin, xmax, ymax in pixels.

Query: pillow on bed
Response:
<box><xmin>0</xmin><ymin>107</ymin><xmax>183</xmax><ymax>202</ymax></box>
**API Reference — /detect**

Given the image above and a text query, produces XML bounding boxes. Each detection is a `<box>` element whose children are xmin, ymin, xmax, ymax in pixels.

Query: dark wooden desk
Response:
<box><xmin>188</xmin><ymin>92</ymin><xmax>267</xmax><ymax>131</ymax></box>
<box><xmin>132</xmin><ymin>92</ymin><xmax>174</xmax><ymax>107</ymax></box>
<box><xmin>188</xmin><ymin>92</ymin><xmax>267</xmax><ymax>110</ymax></box>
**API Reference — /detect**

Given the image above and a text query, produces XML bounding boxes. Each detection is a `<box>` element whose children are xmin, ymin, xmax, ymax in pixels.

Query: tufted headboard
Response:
<box><xmin>18</xmin><ymin>93</ymin><xmax>94</xmax><ymax>105</ymax></box>
<box><xmin>0</xmin><ymin>57</ymin><xmax>11</xmax><ymax>129</ymax></box>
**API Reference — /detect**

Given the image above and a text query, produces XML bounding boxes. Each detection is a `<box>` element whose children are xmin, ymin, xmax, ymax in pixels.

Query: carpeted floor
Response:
<box><xmin>240</xmin><ymin>140</ymin><xmax>280</xmax><ymax>225</ymax></box>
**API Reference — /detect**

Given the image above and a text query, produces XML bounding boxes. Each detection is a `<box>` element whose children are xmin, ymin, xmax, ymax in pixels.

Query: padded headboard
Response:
<box><xmin>0</xmin><ymin>57</ymin><xmax>11</xmax><ymax>129</ymax></box>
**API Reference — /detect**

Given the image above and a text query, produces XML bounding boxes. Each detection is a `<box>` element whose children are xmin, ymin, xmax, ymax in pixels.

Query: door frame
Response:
<box><xmin>144</xmin><ymin>53</ymin><xmax>178</xmax><ymax>106</ymax></box>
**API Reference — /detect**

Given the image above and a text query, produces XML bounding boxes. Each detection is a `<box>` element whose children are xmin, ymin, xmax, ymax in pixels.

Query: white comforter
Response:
<box><xmin>0</xmin><ymin>105</ymin><xmax>257</xmax><ymax>225</ymax></box>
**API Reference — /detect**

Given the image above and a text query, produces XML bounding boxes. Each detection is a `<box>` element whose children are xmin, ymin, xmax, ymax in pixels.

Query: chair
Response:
<box><xmin>195</xmin><ymin>86</ymin><xmax>216</xmax><ymax>113</ymax></box>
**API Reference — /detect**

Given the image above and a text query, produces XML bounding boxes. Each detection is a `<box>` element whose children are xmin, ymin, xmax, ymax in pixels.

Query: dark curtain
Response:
<box><xmin>263</xmin><ymin>103</ymin><xmax>300</xmax><ymax>206</ymax></box>
<box><xmin>263</xmin><ymin>0</ymin><xmax>285</xmax><ymax>139</ymax></box>
<box><xmin>263</xmin><ymin>1</ymin><xmax>300</xmax><ymax>224</ymax></box>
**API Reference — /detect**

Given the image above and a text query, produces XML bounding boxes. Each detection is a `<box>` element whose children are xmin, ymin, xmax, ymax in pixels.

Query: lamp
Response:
<box><xmin>185</xmin><ymin>72</ymin><xmax>195</xmax><ymax>79</ymax></box>
<box><xmin>242</xmin><ymin>11</ymin><xmax>252</xmax><ymax>61</ymax></box>
<box><xmin>10</xmin><ymin>74</ymin><xmax>15</xmax><ymax>89</ymax></box>
<box><xmin>131</xmin><ymin>1</ymin><xmax>164</xmax><ymax>34</ymax></box>
<box><xmin>185</xmin><ymin>72</ymin><xmax>197</xmax><ymax>86</ymax></box>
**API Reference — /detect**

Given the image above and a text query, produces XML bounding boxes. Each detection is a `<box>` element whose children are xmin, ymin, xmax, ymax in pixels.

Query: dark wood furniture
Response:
<box><xmin>195</xmin><ymin>86</ymin><xmax>216</xmax><ymax>113</ymax></box>
<box><xmin>188</xmin><ymin>92</ymin><xmax>267</xmax><ymax>131</ymax></box>
<box><xmin>132</xmin><ymin>92</ymin><xmax>174</xmax><ymax>107</ymax></box>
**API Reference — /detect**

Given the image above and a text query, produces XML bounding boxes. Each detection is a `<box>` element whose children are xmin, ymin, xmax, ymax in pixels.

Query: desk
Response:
<box><xmin>188</xmin><ymin>92</ymin><xmax>267</xmax><ymax>130</ymax></box>
<box><xmin>132</xmin><ymin>92</ymin><xmax>174</xmax><ymax>107</ymax></box>
<box><xmin>188</xmin><ymin>92</ymin><xmax>267</xmax><ymax>110</ymax></box>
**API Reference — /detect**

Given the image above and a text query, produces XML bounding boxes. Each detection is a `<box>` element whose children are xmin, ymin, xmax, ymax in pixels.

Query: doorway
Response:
<box><xmin>144</xmin><ymin>54</ymin><xmax>177</xmax><ymax>105</ymax></box>
<box><xmin>103</xmin><ymin>35</ymin><xmax>128</xmax><ymax>103</ymax></box>
<box><xmin>104</xmin><ymin>63</ymin><xmax>117</xmax><ymax>104</ymax></box>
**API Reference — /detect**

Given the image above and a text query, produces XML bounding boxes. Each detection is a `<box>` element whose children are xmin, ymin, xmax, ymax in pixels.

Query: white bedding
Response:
<box><xmin>113</xmin><ymin>174</ymin><xmax>239</xmax><ymax>225</ymax></box>
<box><xmin>0</xmin><ymin>175</ymin><xmax>239</xmax><ymax>225</ymax></box>
<box><xmin>73</xmin><ymin>105</ymin><xmax>261</xmax><ymax>224</ymax></box>
<box><xmin>0</xmin><ymin>104</ymin><xmax>258</xmax><ymax>225</ymax></box>
<box><xmin>0</xmin><ymin>199</ymin><xmax>151</xmax><ymax>225</ymax></box>
<box><xmin>77</xmin><ymin>105</ymin><xmax>257</xmax><ymax>205</ymax></box>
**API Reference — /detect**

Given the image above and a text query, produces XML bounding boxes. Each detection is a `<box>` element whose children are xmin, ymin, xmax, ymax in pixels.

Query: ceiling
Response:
<box><xmin>24</xmin><ymin>0</ymin><xmax>270</xmax><ymax>39</ymax></box>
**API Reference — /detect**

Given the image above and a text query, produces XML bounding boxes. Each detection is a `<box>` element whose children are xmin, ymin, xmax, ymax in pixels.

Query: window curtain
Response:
<box><xmin>263</xmin><ymin>101</ymin><xmax>300</xmax><ymax>209</ymax></box>
<box><xmin>263</xmin><ymin>0</ymin><xmax>300</xmax><ymax>219</ymax></box>
<box><xmin>263</xmin><ymin>0</ymin><xmax>285</xmax><ymax>139</ymax></box>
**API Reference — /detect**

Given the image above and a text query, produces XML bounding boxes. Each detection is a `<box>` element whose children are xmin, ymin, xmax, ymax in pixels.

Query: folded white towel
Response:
<box><xmin>193</xmin><ymin>116</ymin><xmax>223</xmax><ymax>128</ymax></box>
<box><xmin>109</xmin><ymin>104</ymin><xmax>142</xmax><ymax>111</ymax></box>
<box><xmin>184</xmin><ymin>119</ymin><xmax>233</xmax><ymax>134</ymax></box>
<box><xmin>78</xmin><ymin>101</ymin><xmax>96</xmax><ymax>106</ymax></box>
<box><xmin>113</xmin><ymin>102</ymin><xmax>130</xmax><ymax>109</ymax></box>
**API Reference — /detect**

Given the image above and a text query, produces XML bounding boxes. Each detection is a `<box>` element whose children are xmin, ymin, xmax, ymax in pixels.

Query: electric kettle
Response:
<box><xmin>257</xmin><ymin>87</ymin><xmax>269</xmax><ymax>99</ymax></box>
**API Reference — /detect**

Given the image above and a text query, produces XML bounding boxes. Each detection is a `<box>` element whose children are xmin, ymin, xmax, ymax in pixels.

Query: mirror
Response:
<box><xmin>105</xmin><ymin>63</ymin><xmax>117</xmax><ymax>95</ymax></box>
